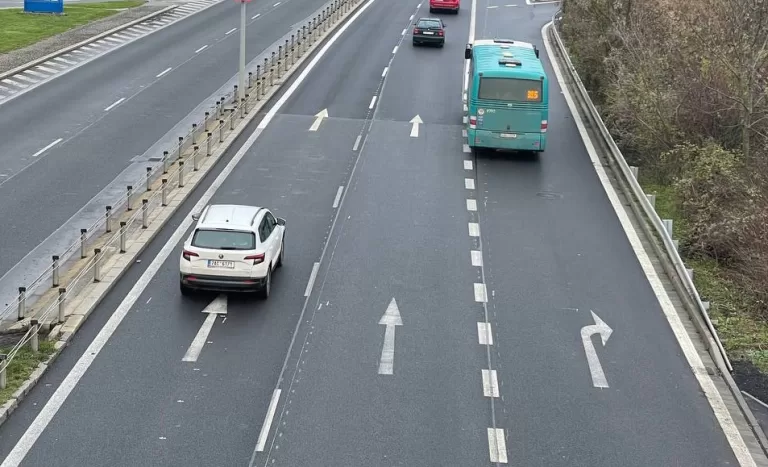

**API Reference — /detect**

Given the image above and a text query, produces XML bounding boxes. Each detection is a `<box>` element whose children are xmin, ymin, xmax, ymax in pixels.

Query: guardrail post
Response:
<box><xmin>105</xmin><ymin>205</ymin><xmax>113</xmax><ymax>233</ymax></box>
<box><xmin>80</xmin><ymin>228</ymin><xmax>88</xmax><ymax>258</ymax></box>
<box><xmin>204</xmin><ymin>111</ymin><xmax>210</xmax><ymax>132</ymax></box>
<box><xmin>243</xmin><ymin>97</ymin><xmax>249</xmax><ymax>116</ymax></box>
<box><xmin>178</xmin><ymin>136</ymin><xmax>184</xmax><ymax>160</ymax></box>
<box><xmin>163</xmin><ymin>150</ymin><xmax>170</xmax><ymax>174</ymax></box>
<box><xmin>264</xmin><ymin>58</ymin><xmax>269</xmax><ymax>75</ymax></box>
<box><xmin>313</xmin><ymin>17</ymin><xmax>317</xmax><ymax>33</ymax></box>
<box><xmin>248</xmin><ymin>71</ymin><xmax>253</xmax><ymax>89</ymax></box>
<box><xmin>256</xmin><ymin>64</ymin><xmax>261</xmax><ymax>81</ymax></box>
<box><xmin>207</xmin><ymin>133</ymin><xmax>213</xmax><ymax>155</ymax></box>
<box><xmin>662</xmin><ymin>219</ymin><xmax>673</xmax><ymax>237</ymax></box>
<box><xmin>58</xmin><ymin>287</ymin><xmax>66</xmax><ymax>323</ymax></box>
<box><xmin>646</xmin><ymin>193</ymin><xmax>656</xmax><ymax>208</ymax></box>
<box><xmin>271</xmin><ymin>51</ymin><xmax>276</xmax><ymax>67</ymax></box>
<box><xmin>120</xmin><ymin>221</ymin><xmax>127</xmax><ymax>253</ymax></box>
<box><xmin>261</xmin><ymin>76</ymin><xmax>267</xmax><ymax>96</ymax></box>
<box><xmin>0</xmin><ymin>355</ymin><xmax>6</xmax><ymax>390</ymax></box>
<box><xmin>291</xmin><ymin>45</ymin><xmax>295</xmax><ymax>66</ymax></box>
<box><xmin>179</xmin><ymin>161</ymin><xmax>185</xmax><ymax>187</ymax></box>
<box><xmin>193</xmin><ymin>146</ymin><xmax>200</xmax><ymax>171</ymax></box>
<box><xmin>277</xmin><ymin>61</ymin><xmax>282</xmax><ymax>79</ymax></box>
<box><xmin>142</xmin><ymin>199</ymin><xmax>149</xmax><ymax>228</ymax></box>
<box><xmin>126</xmin><ymin>185</ymin><xmax>133</xmax><ymax>211</ymax></box>
<box><xmin>52</xmin><ymin>255</ymin><xmax>60</xmax><ymax>287</ymax></box>
<box><xmin>233</xmin><ymin>85</ymin><xmax>238</xmax><ymax>101</ymax></box>
<box><xmin>17</xmin><ymin>287</ymin><xmax>26</xmax><ymax>320</ymax></box>
<box><xmin>229</xmin><ymin>110</ymin><xmax>235</xmax><ymax>130</ymax></box>
<box><xmin>191</xmin><ymin>123</ymin><xmax>198</xmax><ymax>143</ymax></box>
<box><xmin>146</xmin><ymin>167</ymin><xmax>152</xmax><ymax>192</ymax></box>
<box><xmin>270</xmin><ymin>67</ymin><xmax>274</xmax><ymax>86</ymax></box>
<box><xmin>216</xmin><ymin>100</ymin><xmax>222</xmax><ymax>117</ymax></box>
<box><xmin>291</xmin><ymin>34</ymin><xmax>294</xmax><ymax>52</ymax></box>
<box><xmin>256</xmin><ymin>79</ymin><xmax>261</xmax><ymax>101</ymax></box>
<box><xmin>30</xmin><ymin>319</ymin><xmax>39</xmax><ymax>353</ymax></box>
<box><xmin>219</xmin><ymin>120</ymin><xmax>225</xmax><ymax>142</ymax></box>
<box><xmin>629</xmin><ymin>166</ymin><xmax>638</xmax><ymax>179</ymax></box>
<box><xmin>161</xmin><ymin>179</ymin><xmax>168</xmax><ymax>206</ymax></box>
<box><xmin>284</xmin><ymin>40</ymin><xmax>289</xmax><ymax>67</ymax></box>
<box><xmin>93</xmin><ymin>248</ymin><xmax>102</xmax><ymax>282</ymax></box>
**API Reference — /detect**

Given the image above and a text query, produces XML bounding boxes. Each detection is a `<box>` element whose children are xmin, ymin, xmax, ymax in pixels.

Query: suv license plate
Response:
<box><xmin>208</xmin><ymin>260</ymin><xmax>235</xmax><ymax>269</ymax></box>
<box><xmin>500</xmin><ymin>133</ymin><xmax>517</xmax><ymax>138</ymax></box>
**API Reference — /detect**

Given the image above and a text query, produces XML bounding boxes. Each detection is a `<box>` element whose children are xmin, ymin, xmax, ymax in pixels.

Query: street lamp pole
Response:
<box><xmin>238</xmin><ymin>0</ymin><xmax>247</xmax><ymax>101</ymax></box>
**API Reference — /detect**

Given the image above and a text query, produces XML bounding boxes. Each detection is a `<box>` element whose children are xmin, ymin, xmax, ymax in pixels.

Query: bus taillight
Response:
<box><xmin>469</xmin><ymin>116</ymin><xmax>477</xmax><ymax>129</ymax></box>
<box><xmin>541</xmin><ymin>120</ymin><xmax>548</xmax><ymax>132</ymax></box>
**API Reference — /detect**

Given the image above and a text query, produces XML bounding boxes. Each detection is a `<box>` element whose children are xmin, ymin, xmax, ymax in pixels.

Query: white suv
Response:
<box><xmin>179</xmin><ymin>204</ymin><xmax>285</xmax><ymax>298</ymax></box>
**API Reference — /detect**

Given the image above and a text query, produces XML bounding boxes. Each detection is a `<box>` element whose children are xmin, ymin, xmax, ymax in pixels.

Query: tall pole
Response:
<box><xmin>238</xmin><ymin>0</ymin><xmax>246</xmax><ymax>100</ymax></box>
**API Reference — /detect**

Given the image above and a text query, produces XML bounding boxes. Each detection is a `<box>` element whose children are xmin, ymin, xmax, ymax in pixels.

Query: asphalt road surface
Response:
<box><xmin>0</xmin><ymin>0</ymin><xmax>331</xmax><ymax>318</ymax></box>
<box><xmin>0</xmin><ymin>0</ymin><xmax>760</xmax><ymax>465</ymax></box>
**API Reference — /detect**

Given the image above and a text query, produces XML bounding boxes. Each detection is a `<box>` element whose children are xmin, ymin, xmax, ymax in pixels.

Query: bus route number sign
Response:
<box><xmin>527</xmin><ymin>89</ymin><xmax>539</xmax><ymax>100</ymax></box>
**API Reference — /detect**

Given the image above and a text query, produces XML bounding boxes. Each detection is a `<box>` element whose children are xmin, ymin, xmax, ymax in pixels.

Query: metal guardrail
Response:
<box><xmin>547</xmin><ymin>13</ymin><xmax>732</xmax><ymax>371</ymax></box>
<box><xmin>0</xmin><ymin>0</ymin><xmax>358</xmax><ymax>384</ymax></box>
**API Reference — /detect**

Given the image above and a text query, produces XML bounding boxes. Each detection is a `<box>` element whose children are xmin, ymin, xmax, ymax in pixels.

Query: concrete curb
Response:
<box><xmin>0</xmin><ymin>0</ymin><xmax>365</xmax><ymax>430</ymax></box>
<box><xmin>0</xmin><ymin>4</ymin><xmax>178</xmax><ymax>82</ymax></box>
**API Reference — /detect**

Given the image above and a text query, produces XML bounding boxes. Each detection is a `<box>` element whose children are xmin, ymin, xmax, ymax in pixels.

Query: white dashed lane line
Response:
<box><xmin>471</xmin><ymin>250</ymin><xmax>482</xmax><ymax>266</ymax></box>
<box><xmin>466</xmin><ymin>199</ymin><xmax>477</xmax><ymax>211</ymax></box>
<box><xmin>31</xmin><ymin>138</ymin><xmax>63</xmax><ymax>158</ymax></box>
<box><xmin>474</xmin><ymin>283</ymin><xmax>487</xmax><ymax>302</ymax></box>
<box><xmin>381</xmin><ymin>67</ymin><xmax>388</xmax><ymax>78</ymax></box>
<box><xmin>368</xmin><ymin>96</ymin><xmax>377</xmax><ymax>109</ymax></box>
<box><xmin>468</xmin><ymin>222</ymin><xmax>480</xmax><ymax>237</ymax></box>
<box><xmin>482</xmin><ymin>369</ymin><xmax>500</xmax><ymax>397</ymax></box>
<box><xmin>225</xmin><ymin>27</ymin><xmax>237</xmax><ymax>35</ymax></box>
<box><xmin>465</xmin><ymin>178</ymin><xmax>475</xmax><ymax>190</ymax></box>
<box><xmin>392</xmin><ymin>45</ymin><xmax>398</xmax><ymax>54</ymax></box>
<box><xmin>156</xmin><ymin>67</ymin><xmax>172</xmax><ymax>78</ymax></box>
<box><xmin>104</xmin><ymin>98</ymin><xmax>125</xmax><ymax>112</ymax></box>
<box><xmin>477</xmin><ymin>322</ymin><xmax>493</xmax><ymax>345</ymax></box>
<box><xmin>195</xmin><ymin>45</ymin><xmax>209</xmax><ymax>53</ymax></box>
<box><xmin>464</xmin><ymin>160</ymin><xmax>473</xmax><ymax>170</ymax></box>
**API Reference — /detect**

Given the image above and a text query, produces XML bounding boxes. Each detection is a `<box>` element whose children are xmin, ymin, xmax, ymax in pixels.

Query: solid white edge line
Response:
<box><xmin>304</xmin><ymin>262</ymin><xmax>320</xmax><ymax>297</ymax></box>
<box><xmin>258</xmin><ymin>0</ymin><xmax>377</xmax><ymax>130</ymax></box>
<box><xmin>482</xmin><ymin>369</ymin><xmax>499</xmax><ymax>397</ymax></box>
<box><xmin>368</xmin><ymin>95</ymin><xmax>377</xmax><ymax>109</ymax></box>
<box><xmin>477</xmin><ymin>322</ymin><xmax>493</xmax><ymax>345</ymax></box>
<box><xmin>332</xmin><ymin>185</ymin><xmax>344</xmax><ymax>208</ymax></box>
<box><xmin>542</xmin><ymin>21</ymin><xmax>756</xmax><ymax>467</ymax></box>
<box><xmin>487</xmin><ymin>428</ymin><xmax>508</xmax><ymax>463</ymax></box>
<box><xmin>156</xmin><ymin>67</ymin><xmax>172</xmax><ymax>78</ymax></box>
<box><xmin>31</xmin><ymin>138</ymin><xmax>63</xmax><ymax>158</ymax></box>
<box><xmin>103</xmin><ymin>97</ymin><xmax>125</xmax><ymax>112</ymax></box>
<box><xmin>0</xmin><ymin>5</ymin><xmax>379</xmax><ymax>455</ymax></box>
<box><xmin>181</xmin><ymin>313</ymin><xmax>217</xmax><ymax>362</ymax></box>
<box><xmin>255</xmin><ymin>389</ymin><xmax>282</xmax><ymax>451</ymax></box>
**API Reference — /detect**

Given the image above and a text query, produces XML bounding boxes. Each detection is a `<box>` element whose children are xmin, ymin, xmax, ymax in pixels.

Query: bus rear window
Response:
<box><xmin>478</xmin><ymin>78</ymin><xmax>542</xmax><ymax>102</ymax></box>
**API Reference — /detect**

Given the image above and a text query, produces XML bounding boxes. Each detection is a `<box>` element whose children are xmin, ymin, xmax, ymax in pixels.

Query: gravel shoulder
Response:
<box><xmin>0</xmin><ymin>2</ymin><xmax>173</xmax><ymax>74</ymax></box>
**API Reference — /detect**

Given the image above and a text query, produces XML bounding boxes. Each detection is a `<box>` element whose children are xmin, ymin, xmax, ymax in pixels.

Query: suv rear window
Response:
<box><xmin>192</xmin><ymin>229</ymin><xmax>256</xmax><ymax>250</ymax></box>
<box><xmin>417</xmin><ymin>20</ymin><xmax>441</xmax><ymax>29</ymax></box>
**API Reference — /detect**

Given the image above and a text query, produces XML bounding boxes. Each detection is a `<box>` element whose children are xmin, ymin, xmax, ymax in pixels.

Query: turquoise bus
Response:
<box><xmin>464</xmin><ymin>39</ymin><xmax>549</xmax><ymax>153</ymax></box>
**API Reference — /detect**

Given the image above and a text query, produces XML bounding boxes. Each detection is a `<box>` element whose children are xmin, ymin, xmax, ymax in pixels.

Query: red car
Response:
<box><xmin>429</xmin><ymin>0</ymin><xmax>459</xmax><ymax>14</ymax></box>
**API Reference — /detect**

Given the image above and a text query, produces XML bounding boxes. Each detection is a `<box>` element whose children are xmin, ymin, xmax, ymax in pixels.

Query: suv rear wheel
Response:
<box><xmin>260</xmin><ymin>267</ymin><xmax>271</xmax><ymax>299</ymax></box>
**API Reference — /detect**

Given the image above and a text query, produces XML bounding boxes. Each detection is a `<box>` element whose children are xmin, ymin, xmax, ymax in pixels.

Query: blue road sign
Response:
<box><xmin>24</xmin><ymin>0</ymin><xmax>63</xmax><ymax>14</ymax></box>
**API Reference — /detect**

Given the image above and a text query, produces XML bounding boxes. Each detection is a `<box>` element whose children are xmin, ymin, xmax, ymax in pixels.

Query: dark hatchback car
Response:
<box><xmin>412</xmin><ymin>17</ymin><xmax>446</xmax><ymax>47</ymax></box>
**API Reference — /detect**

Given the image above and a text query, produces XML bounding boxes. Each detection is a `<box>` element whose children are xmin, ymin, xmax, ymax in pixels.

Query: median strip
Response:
<box><xmin>0</xmin><ymin>0</ymin><xmax>366</xmax><ymax>422</ymax></box>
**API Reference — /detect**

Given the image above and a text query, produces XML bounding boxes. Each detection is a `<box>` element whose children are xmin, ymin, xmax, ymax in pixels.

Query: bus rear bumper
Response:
<box><xmin>469</xmin><ymin>130</ymin><xmax>545</xmax><ymax>152</ymax></box>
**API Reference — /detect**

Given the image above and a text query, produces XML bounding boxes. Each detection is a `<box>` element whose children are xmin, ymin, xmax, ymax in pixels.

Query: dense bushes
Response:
<box><xmin>560</xmin><ymin>0</ymin><xmax>768</xmax><ymax>315</ymax></box>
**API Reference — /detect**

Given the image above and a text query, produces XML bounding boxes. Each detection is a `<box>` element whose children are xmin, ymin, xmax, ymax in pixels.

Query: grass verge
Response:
<box><xmin>0</xmin><ymin>0</ymin><xmax>146</xmax><ymax>54</ymax></box>
<box><xmin>642</xmin><ymin>180</ymin><xmax>768</xmax><ymax>372</ymax></box>
<box><xmin>0</xmin><ymin>340</ymin><xmax>56</xmax><ymax>406</ymax></box>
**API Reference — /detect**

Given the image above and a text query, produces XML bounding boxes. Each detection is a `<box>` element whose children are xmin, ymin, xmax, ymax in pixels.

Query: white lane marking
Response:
<box><xmin>417</xmin><ymin>2</ymin><xmax>421</xmax><ymax>6</ymax></box>
<box><xmin>352</xmin><ymin>134</ymin><xmax>362</xmax><ymax>151</ymax></box>
<box><xmin>156</xmin><ymin>67</ymin><xmax>172</xmax><ymax>78</ymax></box>
<box><xmin>258</xmin><ymin>0</ymin><xmax>377</xmax><ymax>130</ymax></box>
<box><xmin>332</xmin><ymin>185</ymin><xmax>344</xmax><ymax>208</ymax></box>
<box><xmin>368</xmin><ymin>95</ymin><xmax>377</xmax><ymax>109</ymax></box>
<box><xmin>462</xmin><ymin>0</ymin><xmax>477</xmax><ymax>95</ymax></box>
<box><xmin>401</xmin><ymin>28</ymin><xmax>407</xmax><ymax>35</ymax></box>
<box><xmin>462</xmin><ymin>129</ymin><xmax>468</xmax><ymax>137</ymax></box>
<box><xmin>409</xmin><ymin>14</ymin><xmax>414</xmax><ymax>20</ymax></box>
<box><xmin>0</xmin><ymin>85</ymin><xmax>9</xmax><ymax>92</ymax></box>
<box><xmin>103</xmin><ymin>97</ymin><xmax>125</xmax><ymax>112</ymax></box>
<box><xmin>113</xmin><ymin>33</ymin><xmax>134</xmax><ymax>40</ymax></box>
<box><xmin>505</xmin><ymin>3</ymin><xmax>517</xmax><ymax>5</ymax></box>
<box><xmin>378</xmin><ymin>298</ymin><xmax>403</xmax><ymax>375</ymax></box>
<box><xmin>487</xmin><ymin>4</ymin><xmax>498</xmax><ymax>7</ymax></box>
<box><xmin>304</xmin><ymin>262</ymin><xmax>320</xmax><ymax>297</ymax></box>
<box><xmin>273</xmin><ymin>1</ymin><xmax>280</xmax><ymax>5</ymax></box>
<box><xmin>103</xmin><ymin>37</ymin><xmax>124</xmax><ymax>44</ymax></box>
<box><xmin>482</xmin><ymin>369</ymin><xmax>499</xmax><ymax>397</ymax></box>
<box><xmin>132</xmin><ymin>24</ymin><xmax>153</xmax><ymax>32</ymax></box>
<box><xmin>463</xmin><ymin>143</ymin><xmax>471</xmax><ymax>153</ymax></box>
<box><xmin>487</xmin><ymin>428</ymin><xmax>508</xmax><ymax>463</ymax></box>
<box><xmin>543</xmin><ymin>22</ymin><xmax>757</xmax><ymax>466</ymax></box>
<box><xmin>464</xmin><ymin>160</ymin><xmax>473</xmax><ymax>170</ymax></box>
<box><xmin>392</xmin><ymin>45</ymin><xmax>398</xmax><ymax>54</ymax></box>
<box><xmin>474</xmin><ymin>283</ymin><xmax>487</xmax><ymax>302</ymax></box>
<box><xmin>195</xmin><ymin>45</ymin><xmax>208</xmax><ymax>53</ymax></box>
<box><xmin>225</xmin><ymin>27</ymin><xmax>237</xmax><ymax>35</ymax></box>
<box><xmin>0</xmin><ymin>80</ymin><xmax>283</xmax><ymax>466</ymax></box>
<box><xmin>254</xmin><ymin>389</ymin><xmax>282</xmax><ymax>451</ymax></box>
<box><xmin>53</xmin><ymin>56</ymin><xmax>76</xmax><ymax>65</ymax></box>
<box><xmin>466</xmin><ymin>199</ymin><xmax>477</xmax><ymax>211</ymax></box>
<box><xmin>182</xmin><ymin>313</ymin><xmax>217</xmax><ymax>362</ymax></box>
<box><xmin>71</xmin><ymin>49</ymin><xmax>89</xmax><ymax>55</ymax></box>
<box><xmin>465</xmin><ymin>178</ymin><xmax>475</xmax><ymax>190</ymax></box>
<box><xmin>31</xmin><ymin>138</ymin><xmax>63</xmax><ymax>158</ymax></box>
<box><xmin>23</xmin><ymin>70</ymin><xmax>46</xmax><ymax>79</ymax></box>
<box><xmin>471</xmin><ymin>250</ymin><xmax>482</xmax><ymax>266</ymax></box>
<box><xmin>478</xmin><ymin>322</ymin><xmax>493</xmax><ymax>345</ymax></box>
<box><xmin>13</xmin><ymin>74</ymin><xmax>37</xmax><ymax>84</ymax></box>
<box><xmin>36</xmin><ymin>65</ymin><xmax>58</xmax><ymax>74</ymax></box>
<box><xmin>252</xmin><ymin>13</ymin><xmax>261</xmax><ymax>19</ymax></box>
<box><xmin>381</xmin><ymin>66</ymin><xmax>388</xmax><ymax>78</ymax></box>
<box><xmin>468</xmin><ymin>222</ymin><xmax>480</xmax><ymax>237</ymax></box>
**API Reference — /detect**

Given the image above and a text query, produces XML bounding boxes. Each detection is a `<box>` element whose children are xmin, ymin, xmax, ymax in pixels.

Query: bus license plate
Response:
<box><xmin>208</xmin><ymin>260</ymin><xmax>235</xmax><ymax>269</ymax></box>
<box><xmin>500</xmin><ymin>133</ymin><xmax>517</xmax><ymax>138</ymax></box>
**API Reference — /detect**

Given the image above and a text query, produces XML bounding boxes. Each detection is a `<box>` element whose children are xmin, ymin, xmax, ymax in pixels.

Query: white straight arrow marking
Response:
<box><xmin>580</xmin><ymin>310</ymin><xmax>612</xmax><ymax>388</ymax></box>
<box><xmin>182</xmin><ymin>294</ymin><xmax>227</xmax><ymax>362</ymax></box>
<box><xmin>309</xmin><ymin>108</ymin><xmax>328</xmax><ymax>131</ymax></box>
<box><xmin>409</xmin><ymin>115</ymin><xmax>423</xmax><ymax>138</ymax></box>
<box><xmin>378</xmin><ymin>298</ymin><xmax>403</xmax><ymax>375</ymax></box>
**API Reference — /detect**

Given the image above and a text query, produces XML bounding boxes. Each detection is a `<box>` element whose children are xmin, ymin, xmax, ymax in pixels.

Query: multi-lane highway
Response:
<box><xmin>0</xmin><ymin>0</ymin><xmax>766</xmax><ymax>465</ymax></box>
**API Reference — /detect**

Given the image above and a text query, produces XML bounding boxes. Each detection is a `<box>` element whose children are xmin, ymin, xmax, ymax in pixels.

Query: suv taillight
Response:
<box><xmin>182</xmin><ymin>250</ymin><xmax>198</xmax><ymax>261</ymax></box>
<box><xmin>469</xmin><ymin>116</ymin><xmax>477</xmax><ymax>129</ymax></box>
<box><xmin>541</xmin><ymin>120</ymin><xmax>548</xmax><ymax>132</ymax></box>
<box><xmin>244</xmin><ymin>253</ymin><xmax>265</xmax><ymax>265</ymax></box>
